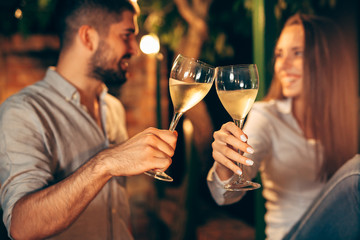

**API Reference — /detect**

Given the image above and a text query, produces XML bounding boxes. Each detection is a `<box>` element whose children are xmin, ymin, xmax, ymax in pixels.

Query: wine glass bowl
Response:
<box><xmin>169</xmin><ymin>55</ymin><xmax>214</xmax><ymax>114</ymax></box>
<box><xmin>215</xmin><ymin>64</ymin><xmax>261</xmax><ymax>191</ymax></box>
<box><xmin>145</xmin><ymin>54</ymin><xmax>215</xmax><ymax>182</ymax></box>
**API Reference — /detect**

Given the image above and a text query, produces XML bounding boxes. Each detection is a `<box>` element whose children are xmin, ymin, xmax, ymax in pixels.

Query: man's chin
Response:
<box><xmin>103</xmin><ymin>77</ymin><xmax>127</xmax><ymax>88</ymax></box>
<box><xmin>90</xmin><ymin>68</ymin><xmax>127</xmax><ymax>88</ymax></box>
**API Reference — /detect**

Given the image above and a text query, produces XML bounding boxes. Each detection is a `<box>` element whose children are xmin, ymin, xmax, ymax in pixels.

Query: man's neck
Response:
<box><xmin>56</xmin><ymin>56</ymin><xmax>104</xmax><ymax>130</ymax></box>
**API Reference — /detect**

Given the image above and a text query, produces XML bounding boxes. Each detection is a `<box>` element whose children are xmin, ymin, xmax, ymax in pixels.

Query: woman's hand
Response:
<box><xmin>212</xmin><ymin>122</ymin><xmax>254</xmax><ymax>180</ymax></box>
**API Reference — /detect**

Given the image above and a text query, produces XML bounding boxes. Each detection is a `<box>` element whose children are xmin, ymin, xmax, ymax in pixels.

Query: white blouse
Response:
<box><xmin>207</xmin><ymin>99</ymin><xmax>325</xmax><ymax>240</ymax></box>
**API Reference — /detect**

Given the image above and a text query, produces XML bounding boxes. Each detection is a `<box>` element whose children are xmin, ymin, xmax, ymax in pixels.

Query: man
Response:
<box><xmin>0</xmin><ymin>0</ymin><xmax>177</xmax><ymax>239</ymax></box>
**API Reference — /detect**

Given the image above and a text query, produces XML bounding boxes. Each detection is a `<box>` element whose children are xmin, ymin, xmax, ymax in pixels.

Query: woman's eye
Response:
<box><xmin>294</xmin><ymin>50</ymin><xmax>303</xmax><ymax>56</ymax></box>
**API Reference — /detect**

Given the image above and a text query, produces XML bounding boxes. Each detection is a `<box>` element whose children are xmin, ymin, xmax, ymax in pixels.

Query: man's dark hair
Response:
<box><xmin>57</xmin><ymin>0</ymin><xmax>138</xmax><ymax>50</ymax></box>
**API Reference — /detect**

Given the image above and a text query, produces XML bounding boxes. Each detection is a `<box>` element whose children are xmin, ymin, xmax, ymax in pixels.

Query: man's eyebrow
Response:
<box><xmin>123</xmin><ymin>28</ymin><xmax>135</xmax><ymax>33</ymax></box>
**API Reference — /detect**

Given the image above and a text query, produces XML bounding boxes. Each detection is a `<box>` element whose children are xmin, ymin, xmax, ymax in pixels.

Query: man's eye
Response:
<box><xmin>121</xmin><ymin>34</ymin><xmax>134</xmax><ymax>42</ymax></box>
<box><xmin>121</xmin><ymin>34</ymin><xmax>130</xmax><ymax>40</ymax></box>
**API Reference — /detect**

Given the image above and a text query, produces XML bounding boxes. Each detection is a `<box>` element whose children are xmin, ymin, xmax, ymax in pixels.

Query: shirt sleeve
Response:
<box><xmin>207</xmin><ymin>162</ymin><xmax>246</xmax><ymax>205</ymax></box>
<box><xmin>0</xmin><ymin>98</ymin><xmax>53</xmax><ymax>233</ymax></box>
<box><xmin>206</xmin><ymin>102</ymin><xmax>273</xmax><ymax>205</ymax></box>
<box><xmin>242</xmin><ymin>103</ymin><xmax>273</xmax><ymax>179</ymax></box>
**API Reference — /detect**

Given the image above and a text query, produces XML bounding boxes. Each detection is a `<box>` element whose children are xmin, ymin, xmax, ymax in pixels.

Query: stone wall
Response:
<box><xmin>0</xmin><ymin>34</ymin><xmax>59</xmax><ymax>103</ymax></box>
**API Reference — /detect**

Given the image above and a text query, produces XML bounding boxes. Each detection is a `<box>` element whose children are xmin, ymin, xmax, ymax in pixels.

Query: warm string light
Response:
<box><xmin>140</xmin><ymin>34</ymin><xmax>160</xmax><ymax>55</ymax></box>
<box><xmin>14</xmin><ymin>8</ymin><xmax>23</xmax><ymax>19</ymax></box>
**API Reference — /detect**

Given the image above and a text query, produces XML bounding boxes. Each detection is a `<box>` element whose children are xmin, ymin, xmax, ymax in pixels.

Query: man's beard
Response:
<box><xmin>91</xmin><ymin>65</ymin><xmax>127</xmax><ymax>87</ymax></box>
<box><xmin>88</xmin><ymin>41</ymin><xmax>129</xmax><ymax>88</ymax></box>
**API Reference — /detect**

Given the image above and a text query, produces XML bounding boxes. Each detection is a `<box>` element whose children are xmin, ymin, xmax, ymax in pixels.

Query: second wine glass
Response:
<box><xmin>145</xmin><ymin>54</ymin><xmax>215</xmax><ymax>182</ymax></box>
<box><xmin>215</xmin><ymin>64</ymin><xmax>261</xmax><ymax>191</ymax></box>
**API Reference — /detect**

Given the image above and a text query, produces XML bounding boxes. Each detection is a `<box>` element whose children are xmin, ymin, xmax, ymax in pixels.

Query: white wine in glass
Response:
<box><xmin>145</xmin><ymin>54</ymin><xmax>215</xmax><ymax>182</ymax></box>
<box><xmin>215</xmin><ymin>64</ymin><xmax>261</xmax><ymax>191</ymax></box>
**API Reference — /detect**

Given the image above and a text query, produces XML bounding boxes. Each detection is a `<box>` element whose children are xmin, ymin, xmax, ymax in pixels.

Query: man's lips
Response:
<box><xmin>120</xmin><ymin>59</ymin><xmax>129</xmax><ymax>71</ymax></box>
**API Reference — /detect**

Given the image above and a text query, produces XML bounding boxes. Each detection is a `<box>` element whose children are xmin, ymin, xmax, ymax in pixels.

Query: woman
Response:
<box><xmin>207</xmin><ymin>13</ymin><xmax>359</xmax><ymax>240</ymax></box>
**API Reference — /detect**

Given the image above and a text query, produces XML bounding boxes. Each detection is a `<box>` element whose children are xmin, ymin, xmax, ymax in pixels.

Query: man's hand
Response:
<box><xmin>99</xmin><ymin>127</ymin><xmax>178</xmax><ymax>177</ymax></box>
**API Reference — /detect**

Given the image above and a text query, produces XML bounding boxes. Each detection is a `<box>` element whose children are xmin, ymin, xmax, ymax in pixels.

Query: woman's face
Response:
<box><xmin>274</xmin><ymin>24</ymin><xmax>304</xmax><ymax>98</ymax></box>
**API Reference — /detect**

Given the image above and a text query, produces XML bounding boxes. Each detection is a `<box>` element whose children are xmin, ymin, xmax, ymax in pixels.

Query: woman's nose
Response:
<box><xmin>279</xmin><ymin>54</ymin><xmax>293</xmax><ymax>70</ymax></box>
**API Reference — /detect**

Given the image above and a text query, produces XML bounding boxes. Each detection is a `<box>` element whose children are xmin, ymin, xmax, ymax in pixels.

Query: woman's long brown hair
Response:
<box><xmin>265</xmin><ymin>14</ymin><xmax>358</xmax><ymax>181</ymax></box>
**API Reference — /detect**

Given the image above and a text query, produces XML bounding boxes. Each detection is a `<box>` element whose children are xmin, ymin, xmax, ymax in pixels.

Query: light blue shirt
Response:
<box><xmin>0</xmin><ymin>68</ymin><xmax>132</xmax><ymax>239</ymax></box>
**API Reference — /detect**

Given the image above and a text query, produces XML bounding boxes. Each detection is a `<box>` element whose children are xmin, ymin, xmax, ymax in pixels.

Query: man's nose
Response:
<box><xmin>128</xmin><ymin>39</ymin><xmax>140</xmax><ymax>56</ymax></box>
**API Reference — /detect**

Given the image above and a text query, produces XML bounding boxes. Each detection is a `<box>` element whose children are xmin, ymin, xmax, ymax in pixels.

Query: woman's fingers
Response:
<box><xmin>212</xmin><ymin>140</ymin><xmax>254</xmax><ymax>167</ymax></box>
<box><xmin>211</xmin><ymin>122</ymin><xmax>255</xmax><ymax>176</ymax></box>
<box><xmin>213</xmin><ymin>126</ymin><xmax>254</xmax><ymax>157</ymax></box>
<box><xmin>221</xmin><ymin>122</ymin><xmax>248</xmax><ymax>142</ymax></box>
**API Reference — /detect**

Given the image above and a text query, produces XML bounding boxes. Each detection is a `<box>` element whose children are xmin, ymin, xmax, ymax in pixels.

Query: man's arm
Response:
<box><xmin>9</xmin><ymin>128</ymin><xmax>177</xmax><ymax>240</ymax></box>
<box><xmin>10</xmin><ymin>155</ymin><xmax>110</xmax><ymax>240</ymax></box>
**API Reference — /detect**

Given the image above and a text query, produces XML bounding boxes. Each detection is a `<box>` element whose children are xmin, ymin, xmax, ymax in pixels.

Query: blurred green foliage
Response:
<box><xmin>0</xmin><ymin>0</ymin><xmax>339</xmax><ymax>64</ymax></box>
<box><xmin>137</xmin><ymin>0</ymin><xmax>338</xmax><ymax>65</ymax></box>
<box><xmin>0</xmin><ymin>0</ymin><xmax>58</xmax><ymax>36</ymax></box>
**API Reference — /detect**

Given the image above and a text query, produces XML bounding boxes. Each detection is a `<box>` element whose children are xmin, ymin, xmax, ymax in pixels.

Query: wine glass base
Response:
<box><xmin>224</xmin><ymin>180</ymin><xmax>261</xmax><ymax>191</ymax></box>
<box><xmin>144</xmin><ymin>170</ymin><xmax>173</xmax><ymax>182</ymax></box>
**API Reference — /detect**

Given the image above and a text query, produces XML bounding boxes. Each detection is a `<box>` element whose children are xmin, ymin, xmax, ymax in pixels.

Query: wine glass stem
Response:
<box><xmin>234</xmin><ymin>118</ymin><xmax>245</xmax><ymax>181</ymax></box>
<box><xmin>169</xmin><ymin>112</ymin><xmax>184</xmax><ymax>131</ymax></box>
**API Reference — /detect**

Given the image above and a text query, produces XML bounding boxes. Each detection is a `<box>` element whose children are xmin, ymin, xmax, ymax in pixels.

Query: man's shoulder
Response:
<box><xmin>104</xmin><ymin>93</ymin><xmax>123</xmax><ymax>107</ymax></box>
<box><xmin>104</xmin><ymin>93</ymin><xmax>126</xmax><ymax>115</ymax></box>
<box><xmin>1</xmin><ymin>80</ymin><xmax>48</xmax><ymax>108</ymax></box>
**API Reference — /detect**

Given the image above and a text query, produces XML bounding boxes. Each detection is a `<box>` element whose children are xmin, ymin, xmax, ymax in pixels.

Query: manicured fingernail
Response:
<box><xmin>247</xmin><ymin>147</ymin><xmax>254</xmax><ymax>154</ymax></box>
<box><xmin>240</xmin><ymin>135</ymin><xmax>247</xmax><ymax>142</ymax></box>
<box><xmin>236</xmin><ymin>170</ymin><xmax>242</xmax><ymax>175</ymax></box>
<box><xmin>246</xmin><ymin>159</ymin><xmax>254</xmax><ymax>166</ymax></box>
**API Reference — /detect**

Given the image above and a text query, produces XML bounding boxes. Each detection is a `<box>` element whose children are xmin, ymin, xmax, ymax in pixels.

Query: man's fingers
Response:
<box><xmin>143</xmin><ymin>128</ymin><xmax>177</xmax><ymax>154</ymax></box>
<box><xmin>150</xmin><ymin>157</ymin><xmax>173</xmax><ymax>172</ymax></box>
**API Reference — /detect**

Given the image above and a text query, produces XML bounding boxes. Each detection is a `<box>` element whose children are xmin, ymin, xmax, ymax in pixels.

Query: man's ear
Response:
<box><xmin>78</xmin><ymin>25</ymin><xmax>99</xmax><ymax>52</ymax></box>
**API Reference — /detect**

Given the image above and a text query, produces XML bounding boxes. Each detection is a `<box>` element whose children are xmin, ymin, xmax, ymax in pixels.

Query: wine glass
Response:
<box><xmin>215</xmin><ymin>64</ymin><xmax>261</xmax><ymax>191</ymax></box>
<box><xmin>145</xmin><ymin>54</ymin><xmax>215</xmax><ymax>182</ymax></box>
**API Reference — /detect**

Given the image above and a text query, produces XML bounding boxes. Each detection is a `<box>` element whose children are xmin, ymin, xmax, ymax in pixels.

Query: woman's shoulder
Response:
<box><xmin>252</xmin><ymin>99</ymin><xmax>290</xmax><ymax>115</ymax></box>
<box><xmin>247</xmin><ymin>99</ymin><xmax>292</xmax><ymax>128</ymax></box>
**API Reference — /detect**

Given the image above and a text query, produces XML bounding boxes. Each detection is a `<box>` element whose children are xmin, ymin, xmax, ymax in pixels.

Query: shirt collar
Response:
<box><xmin>44</xmin><ymin>67</ymin><xmax>78</xmax><ymax>102</ymax></box>
<box><xmin>43</xmin><ymin>67</ymin><xmax>108</xmax><ymax>103</ymax></box>
<box><xmin>275</xmin><ymin>98</ymin><xmax>292</xmax><ymax>114</ymax></box>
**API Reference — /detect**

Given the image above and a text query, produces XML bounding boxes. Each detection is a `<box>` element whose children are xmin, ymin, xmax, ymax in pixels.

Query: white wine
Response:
<box><xmin>217</xmin><ymin>89</ymin><xmax>258</xmax><ymax>120</ymax></box>
<box><xmin>170</xmin><ymin>78</ymin><xmax>212</xmax><ymax>113</ymax></box>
